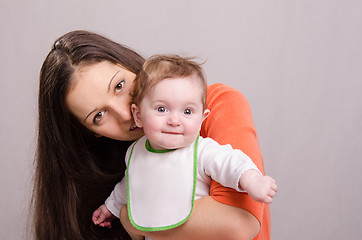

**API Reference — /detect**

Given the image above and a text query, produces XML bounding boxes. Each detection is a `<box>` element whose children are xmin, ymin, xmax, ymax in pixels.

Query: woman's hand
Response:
<box><xmin>120</xmin><ymin>196</ymin><xmax>260</xmax><ymax>240</ymax></box>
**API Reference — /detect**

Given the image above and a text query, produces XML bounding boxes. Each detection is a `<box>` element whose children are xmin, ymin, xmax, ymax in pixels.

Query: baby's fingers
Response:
<box><xmin>268</xmin><ymin>189</ymin><xmax>277</xmax><ymax>198</ymax></box>
<box><xmin>261</xmin><ymin>195</ymin><xmax>273</xmax><ymax>204</ymax></box>
<box><xmin>92</xmin><ymin>209</ymin><xmax>101</xmax><ymax>224</ymax></box>
<box><xmin>99</xmin><ymin>221</ymin><xmax>113</xmax><ymax>229</ymax></box>
<box><xmin>271</xmin><ymin>182</ymin><xmax>278</xmax><ymax>192</ymax></box>
<box><xmin>95</xmin><ymin>212</ymin><xmax>108</xmax><ymax>225</ymax></box>
<box><xmin>266</xmin><ymin>184</ymin><xmax>278</xmax><ymax>201</ymax></box>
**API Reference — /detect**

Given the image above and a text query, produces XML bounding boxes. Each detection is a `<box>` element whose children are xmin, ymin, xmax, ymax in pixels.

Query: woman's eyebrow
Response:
<box><xmin>83</xmin><ymin>70</ymin><xmax>120</xmax><ymax>123</ymax></box>
<box><xmin>108</xmin><ymin>71</ymin><xmax>120</xmax><ymax>92</ymax></box>
<box><xmin>84</xmin><ymin>109</ymin><xmax>97</xmax><ymax>123</ymax></box>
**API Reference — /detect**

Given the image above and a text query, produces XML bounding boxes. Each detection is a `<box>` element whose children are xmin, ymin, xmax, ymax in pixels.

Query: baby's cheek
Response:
<box><xmin>184</xmin><ymin>127</ymin><xmax>201</xmax><ymax>141</ymax></box>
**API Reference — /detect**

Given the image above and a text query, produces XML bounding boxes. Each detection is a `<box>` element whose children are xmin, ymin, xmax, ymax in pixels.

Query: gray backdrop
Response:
<box><xmin>1</xmin><ymin>0</ymin><xmax>361</xmax><ymax>239</ymax></box>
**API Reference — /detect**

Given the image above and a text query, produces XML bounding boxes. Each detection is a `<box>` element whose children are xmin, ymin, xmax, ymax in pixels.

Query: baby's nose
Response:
<box><xmin>167</xmin><ymin>113</ymin><xmax>181</xmax><ymax>126</ymax></box>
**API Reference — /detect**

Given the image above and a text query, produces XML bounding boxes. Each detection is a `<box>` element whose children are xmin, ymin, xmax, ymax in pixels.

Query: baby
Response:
<box><xmin>92</xmin><ymin>55</ymin><xmax>277</xmax><ymax>239</ymax></box>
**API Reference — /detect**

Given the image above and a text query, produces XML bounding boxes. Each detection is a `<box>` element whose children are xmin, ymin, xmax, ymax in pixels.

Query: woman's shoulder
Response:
<box><xmin>207</xmin><ymin>82</ymin><xmax>237</xmax><ymax>92</ymax></box>
<box><xmin>202</xmin><ymin>83</ymin><xmax>254</xmax><ymax>140</ymax></box>
<box><xmin>206</xmin><ymin>83</ymin><xmax>248</xmax><ymax>106</ymax></box>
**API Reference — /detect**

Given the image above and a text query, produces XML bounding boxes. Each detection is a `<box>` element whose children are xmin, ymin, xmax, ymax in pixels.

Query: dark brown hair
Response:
<box><xmin>34</xmin><ymin>30</ymin><xmax>145</xmax><ymax>239</ymax></box>
<box><xmin>132</xmin><ymin>54</ymin><xmax>207</xmax><ymax>109</ymax></box>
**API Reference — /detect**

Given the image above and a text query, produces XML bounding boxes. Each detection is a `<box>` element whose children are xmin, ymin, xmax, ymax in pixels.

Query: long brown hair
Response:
<box><xmin>34</xmin><ymin>30</ymin><xmax>145</xmax><ymax>239</ymax></box>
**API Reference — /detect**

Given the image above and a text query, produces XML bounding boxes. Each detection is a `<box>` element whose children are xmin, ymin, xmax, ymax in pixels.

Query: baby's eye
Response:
<box><xmin>184</xmin><ymin>109</ymin><xmax>192</xmax><ymax>115</ymax></box>
<box><xmin>157</xmin><ymin>106</ymin><xmax>167</xmax><ymax>113</ymax></box>
<box><xmin>115</xmin><ymin>81</ymin><xmax>125</xmax><ymax>93</ymax></box>
<box><xmin>93</xmin><ymin>111</ymin><xmax>104</xmax><ymax>124</ymax></box>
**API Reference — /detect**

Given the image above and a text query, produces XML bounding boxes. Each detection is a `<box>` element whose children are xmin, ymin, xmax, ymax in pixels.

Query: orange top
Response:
<box><xmin>200</xmin><ymin>83</ymin><xmax>270</xmax><ymax>240</ymax></box>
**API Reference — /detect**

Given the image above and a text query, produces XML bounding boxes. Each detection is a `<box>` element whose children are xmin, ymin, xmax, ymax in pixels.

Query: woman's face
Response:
<box><xmin>66</xmin><ymin>60</ymin><xmax>144</xmax><ymax>141</ymax></box>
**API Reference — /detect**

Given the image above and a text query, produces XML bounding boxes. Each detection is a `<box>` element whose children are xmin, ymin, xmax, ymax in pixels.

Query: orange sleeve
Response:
<box><xmin>200</xmin><ymin>83</ymin><xmax>270</xmax><ymax>240</ymax></box>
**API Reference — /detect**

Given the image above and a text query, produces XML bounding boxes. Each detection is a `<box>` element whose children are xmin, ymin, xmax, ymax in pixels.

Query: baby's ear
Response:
<box><xmin>131</xmin><ymin>104</ymin><xmax>143</xmax><ymax>128</ymax></box>
<box><xmin>202</xmin><ymin>109</ymin><xmax>210</xmax><ymax>121</ymax></box>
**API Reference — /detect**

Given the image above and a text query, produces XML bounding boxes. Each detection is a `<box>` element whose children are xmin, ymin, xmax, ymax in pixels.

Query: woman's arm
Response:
<box><xmin>201</xmin><ymin>83</ymin><xmax>270</xmax><ymax>240</ymax></box>
<box><xmin>120</xmin><ymin>197</ymin><xmax>260</xmax><ymax>240</ymax></box>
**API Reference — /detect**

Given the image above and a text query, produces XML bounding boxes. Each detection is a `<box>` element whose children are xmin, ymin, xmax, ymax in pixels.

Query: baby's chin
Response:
<box><xmin>155</xmin><ymin>142</ymin><xmax>193</xmax><ymax>151</ymax></box>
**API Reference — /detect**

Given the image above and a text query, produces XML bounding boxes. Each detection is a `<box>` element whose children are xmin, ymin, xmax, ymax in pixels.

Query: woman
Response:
<box><xmin>34</xmin><ymin>30</ymin><xmax>270</xmax><ymax>240</ymax></box>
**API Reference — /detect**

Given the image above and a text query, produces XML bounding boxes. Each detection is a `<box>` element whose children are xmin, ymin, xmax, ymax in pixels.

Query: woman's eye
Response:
<box><xmin>157</xmin><ymin>106</ymin><xmax>166</xmax><ymax>113</ymax></box>
<box><xmin>184</xmin><ymin>109</ymin><xmax>192</xmax><ymax>115</ymax></box>
<box><xmin>115</xmin><ymin>81</ymin><xmax>125</xmax><ymax>93</ymax></box>
<box><xmin>93</xmin><ymin>111</ymin><xmax>104</xmax><ymax>124</ymax></box>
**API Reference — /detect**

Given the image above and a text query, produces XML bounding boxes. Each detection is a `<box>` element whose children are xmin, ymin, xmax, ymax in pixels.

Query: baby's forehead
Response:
<box><xmin>146</xmin><ymin>77</ymin><xmax>205</xmax><ymax>105</ymax></box>
<box><xmin>152</xmin><ymin>75</ymin><xmax>204</xmax><ymax>93</ymax></box>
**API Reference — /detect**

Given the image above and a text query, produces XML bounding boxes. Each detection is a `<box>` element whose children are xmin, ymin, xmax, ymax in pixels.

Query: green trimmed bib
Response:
<box><xmin>126</xmin><ymin>135</ymin><xmax>198</xmax><ymax>231</ymax></box>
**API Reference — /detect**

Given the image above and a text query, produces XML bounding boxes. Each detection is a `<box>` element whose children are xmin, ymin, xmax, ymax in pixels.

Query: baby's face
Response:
<box><xmin>133</xmin><ymin>76</ymin><xmax>209</xmax><ymax>150</ymax></box>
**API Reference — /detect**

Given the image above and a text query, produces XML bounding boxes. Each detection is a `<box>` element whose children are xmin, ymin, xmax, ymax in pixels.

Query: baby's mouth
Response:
<box><xmin>162</xmin><ymin>131</ymin><xmax>182</xmax><ymax>135</ymax></box>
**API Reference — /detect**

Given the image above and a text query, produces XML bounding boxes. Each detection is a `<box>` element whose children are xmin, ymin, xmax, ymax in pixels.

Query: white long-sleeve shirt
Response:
<box><xmin>105</xmin><ymin>135</ymin><xmax>260</xmax><ymax>224</ymax></box>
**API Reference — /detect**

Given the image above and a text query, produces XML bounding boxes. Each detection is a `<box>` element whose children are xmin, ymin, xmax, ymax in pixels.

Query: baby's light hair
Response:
<box><xmin>132</xmin><ymin>54</ymin><xmax>207</xmax><ymax>109</ymax></box>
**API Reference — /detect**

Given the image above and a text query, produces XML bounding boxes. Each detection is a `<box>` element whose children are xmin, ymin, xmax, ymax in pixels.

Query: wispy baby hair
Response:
<box><xmin>132</xmin><ymin>54</ymin><xmax>207</xmax><ymax>109</ymax></box>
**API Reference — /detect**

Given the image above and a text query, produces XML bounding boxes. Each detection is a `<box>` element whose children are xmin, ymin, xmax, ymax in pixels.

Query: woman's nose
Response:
<box><xmin>110</xmin><ymin>100</ymin><xmax>132</xmax><ymax>122</ymax></box>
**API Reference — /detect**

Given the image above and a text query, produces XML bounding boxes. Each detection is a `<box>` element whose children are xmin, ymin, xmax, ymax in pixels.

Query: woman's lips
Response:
<box><xmin>130</xmin><ymin>124</ymin><xmax>138</xmax><ymax>131</ymax></box>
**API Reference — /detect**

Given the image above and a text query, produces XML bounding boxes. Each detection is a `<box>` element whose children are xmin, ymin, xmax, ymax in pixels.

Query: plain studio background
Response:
<box><xmin>1</xmin><ymin>0</ymin><xmax>361</xmax><ymax>239</ymax></box>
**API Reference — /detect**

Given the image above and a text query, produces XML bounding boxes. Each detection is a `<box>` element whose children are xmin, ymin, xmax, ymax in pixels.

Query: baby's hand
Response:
<box><xmin>239</xmin><ymin>170</ymin><xmax>278</xmax><ymax>203</ymax></box>
<box><xmin>92</xmin><ymin>204</ymin><xmax>116</xmax><ymax>228</ymax></box>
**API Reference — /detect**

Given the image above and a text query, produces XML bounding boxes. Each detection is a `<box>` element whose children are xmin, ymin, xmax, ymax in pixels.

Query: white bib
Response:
<box><xmin>126</xmin><ymin>136</ymin><xmax>198</xmax><ymax>231</ymax></box>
